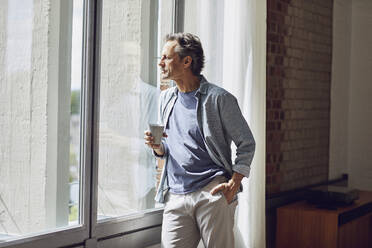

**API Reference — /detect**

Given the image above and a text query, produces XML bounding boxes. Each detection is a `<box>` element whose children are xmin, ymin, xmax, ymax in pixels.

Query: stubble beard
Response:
<box><xmin>160</xmin><ymin>70</ymin><xmax>171</xmax><ymax>81</ymax></box>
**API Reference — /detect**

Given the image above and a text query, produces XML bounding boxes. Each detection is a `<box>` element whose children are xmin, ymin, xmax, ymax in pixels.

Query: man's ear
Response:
<box><xmin>183</xmin><ymin>56</ymin><xmax>192</xmax><ymax>68</ymax></box>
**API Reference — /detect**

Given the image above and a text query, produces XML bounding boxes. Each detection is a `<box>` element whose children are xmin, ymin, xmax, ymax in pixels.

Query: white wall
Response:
<box><xmin>330</xmin><ymin>0</ymin><xmax>372</xmax><ymax>190</ymax></box>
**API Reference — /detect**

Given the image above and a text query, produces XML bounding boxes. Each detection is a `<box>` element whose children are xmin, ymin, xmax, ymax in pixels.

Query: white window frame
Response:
<box><xmin>0</xmin><ymin>0</ymin><xmax>94</xmax><ymax>247</ymax></box>
<box><xmin>0</xmin><ymin>0</ymin><xmax>185</xmax><ymax>247</ymax></box>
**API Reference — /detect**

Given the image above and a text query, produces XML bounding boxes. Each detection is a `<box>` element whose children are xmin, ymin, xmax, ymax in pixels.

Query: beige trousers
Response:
<box><xmin>161</xmin><ymin>176</ymin><xmax>238</xmax><ymax>248</ymax></box>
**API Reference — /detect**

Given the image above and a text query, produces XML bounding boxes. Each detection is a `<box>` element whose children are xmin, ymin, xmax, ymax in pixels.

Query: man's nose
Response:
<box><xmin>158</xmin><ymin>60</ymin><xmax>164</xmax><ymax>67</ymax></box>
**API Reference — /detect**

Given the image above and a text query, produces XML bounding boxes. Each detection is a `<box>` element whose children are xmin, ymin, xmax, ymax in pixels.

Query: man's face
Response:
<box><xmin>158</xmin><ymin>40</ymin><xmax>185</xmax><ymax>81</ymax></box>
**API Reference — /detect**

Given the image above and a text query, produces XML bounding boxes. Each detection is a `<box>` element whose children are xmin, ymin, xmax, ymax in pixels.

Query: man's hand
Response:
<box><xmin>210</xmin><ymin>172</ymin><xmax>244</xmax><ymax>204</ymax></box>
<box><xmin>144</xmin><ymin>130</ymin><xmax>167</xmax><ymax>156</ymax></box>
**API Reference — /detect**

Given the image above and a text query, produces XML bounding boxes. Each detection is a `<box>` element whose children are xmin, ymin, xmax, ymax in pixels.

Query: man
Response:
<box><xmin>144</xmin><ymin>33</ymin><xmax>255</xmax><ymax>248</ymax></box>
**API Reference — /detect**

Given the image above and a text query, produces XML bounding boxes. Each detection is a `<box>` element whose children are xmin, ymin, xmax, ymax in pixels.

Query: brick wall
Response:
<box><xmin>266</xmin><ymin>0</ymin><xmax>333</xmax><ymax>195</ymax></box>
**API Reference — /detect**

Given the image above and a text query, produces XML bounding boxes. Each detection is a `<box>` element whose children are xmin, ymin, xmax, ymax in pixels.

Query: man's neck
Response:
<box><xmin>175</xmin><ymin>74</ymin><xmax>200</xmax><ymax>93</ymax></box>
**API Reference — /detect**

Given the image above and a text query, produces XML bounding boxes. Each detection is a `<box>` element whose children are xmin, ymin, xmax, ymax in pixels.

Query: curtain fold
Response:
<box><xmin>183</xmin><ymin>0</ymin><xmax>266</xmax><ymax>247</ymax></box>
<box><xmin>223</xmin><ymin>1</ymin><xmax>267</xmax><ymax>247</ymax></box>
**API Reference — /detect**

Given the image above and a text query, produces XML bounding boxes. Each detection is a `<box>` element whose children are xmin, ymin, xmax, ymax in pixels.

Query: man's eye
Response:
<box><xmin>159</xmin><ymin>55</ymin><xmax>171</xmax><ymax>60</ymax></box>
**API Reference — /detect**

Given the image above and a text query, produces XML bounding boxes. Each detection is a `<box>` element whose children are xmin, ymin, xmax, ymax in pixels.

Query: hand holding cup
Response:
<box><xmin>144</xmin><ymin>124</ymin><xmax>167</xmax><ymax>155</ymax></box>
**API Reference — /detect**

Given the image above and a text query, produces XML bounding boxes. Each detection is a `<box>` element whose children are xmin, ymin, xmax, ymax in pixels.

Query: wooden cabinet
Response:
<box><xmin>276</xmin><ymin>191</ymin><xmax>372</xmax><ymax>248</ymax></box>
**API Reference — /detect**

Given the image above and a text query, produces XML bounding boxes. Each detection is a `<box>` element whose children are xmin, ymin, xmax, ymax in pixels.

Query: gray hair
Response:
<box><xmin>165</xmin><ymin>33</ymin><xmax>205</xmax><ymax>76</ymax></box>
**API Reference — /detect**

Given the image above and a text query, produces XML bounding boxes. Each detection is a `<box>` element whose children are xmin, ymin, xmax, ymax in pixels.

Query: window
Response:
<box><xmin>0</xmin><ymin>0</ymin><xmax>84</xmax><ymax>243</ymax></box>
<box><xmin>97</xmin><ymin>0</ymin><xmax>161</xmax><ymax>219</ymax></box>
<box><xmin>0</xmin><ymin>0</ymin><xmax>179</xmax><ymax>247</ymax></box>
<box><xmin>92</xmin><ymin>0</ymin><xmax>173</xmax><ymax>242</ymax></box>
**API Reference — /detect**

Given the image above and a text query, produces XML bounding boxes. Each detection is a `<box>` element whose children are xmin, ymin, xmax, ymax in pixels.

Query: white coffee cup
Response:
<box><xmin>149</xmin><ymin>124</ymin><xmax>164</xmax><ymax>145</ymax></box>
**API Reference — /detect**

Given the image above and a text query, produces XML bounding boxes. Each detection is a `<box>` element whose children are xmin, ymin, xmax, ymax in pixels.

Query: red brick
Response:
<box><xmin>266</xmin><ymin>0</ymin><xmax>332</xmax><ymax>195</ymax></box>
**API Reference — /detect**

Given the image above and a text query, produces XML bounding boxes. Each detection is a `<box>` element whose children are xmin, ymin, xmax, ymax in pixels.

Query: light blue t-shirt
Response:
<box><xmin>164</xmin><ymin>89</ymin><xmax>227</xmax><ymax>194</ymax></box>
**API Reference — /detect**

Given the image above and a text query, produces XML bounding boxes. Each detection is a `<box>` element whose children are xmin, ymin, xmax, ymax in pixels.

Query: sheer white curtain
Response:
<box><xmin>223</xmin><ymin>1</ymin><xmax>266</xmax><ymax>247</ymax></box>
<box><xmin>184</xmin><ymin>0</ymin><xmax>266</xmax><ymax>247</ymax></box>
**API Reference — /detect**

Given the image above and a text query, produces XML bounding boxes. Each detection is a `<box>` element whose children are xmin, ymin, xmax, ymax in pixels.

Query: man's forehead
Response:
<box><xmin>162</xmin><ymin>40</ymin><xmax>178</xmax><ymax>54</ymax></box>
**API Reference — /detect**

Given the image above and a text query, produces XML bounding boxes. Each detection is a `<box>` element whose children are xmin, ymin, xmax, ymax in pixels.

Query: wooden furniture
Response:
<box><xmin>276</xmin><ymin>191</ymin><xmax>372</xmax><ymax>248</ymax></box>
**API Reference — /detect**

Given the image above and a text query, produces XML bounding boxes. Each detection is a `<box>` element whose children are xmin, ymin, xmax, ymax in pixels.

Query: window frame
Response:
<box><xmin>0</xmin><ymin>0</ymin><xmax>185</xmax><ymax>247</ymax></box>
<box><xmin>0</xmin><ymin>0</ymin><xmax>95</xmax><ymax>247</ymax></box>
<box><xmin>90</xmin><ymin>0</ymin><xmax>171</xmax><ymax>242</ymax></box>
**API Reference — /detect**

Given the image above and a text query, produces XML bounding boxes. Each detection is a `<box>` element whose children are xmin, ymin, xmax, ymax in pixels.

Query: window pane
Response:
<box><xmin>0</xmin><ymin>0</ymin><xmax>83</xmax><ymax>242</ymax></box>
<box><xmin>97</xmin><ymin>0</ymin><xmax>173</xmax><ymax>221</ymax></box>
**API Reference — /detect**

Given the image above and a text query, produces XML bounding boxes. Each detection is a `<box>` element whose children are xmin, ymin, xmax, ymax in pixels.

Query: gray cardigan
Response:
<box><xmin>154</xmin><ymin>76</ymin><xmax>255</xmax><ymax>203</ymax></box>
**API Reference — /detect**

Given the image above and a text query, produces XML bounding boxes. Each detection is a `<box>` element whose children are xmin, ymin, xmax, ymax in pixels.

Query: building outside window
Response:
<box><xmin>0</xmin><ymin>0</ymin><xmax>176</xmax><ymax>247</ymax></box>
<box><xmin>0</xmin><ymin>0</ymin><xmax>83</xmax><ymax>239</ymax></box>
